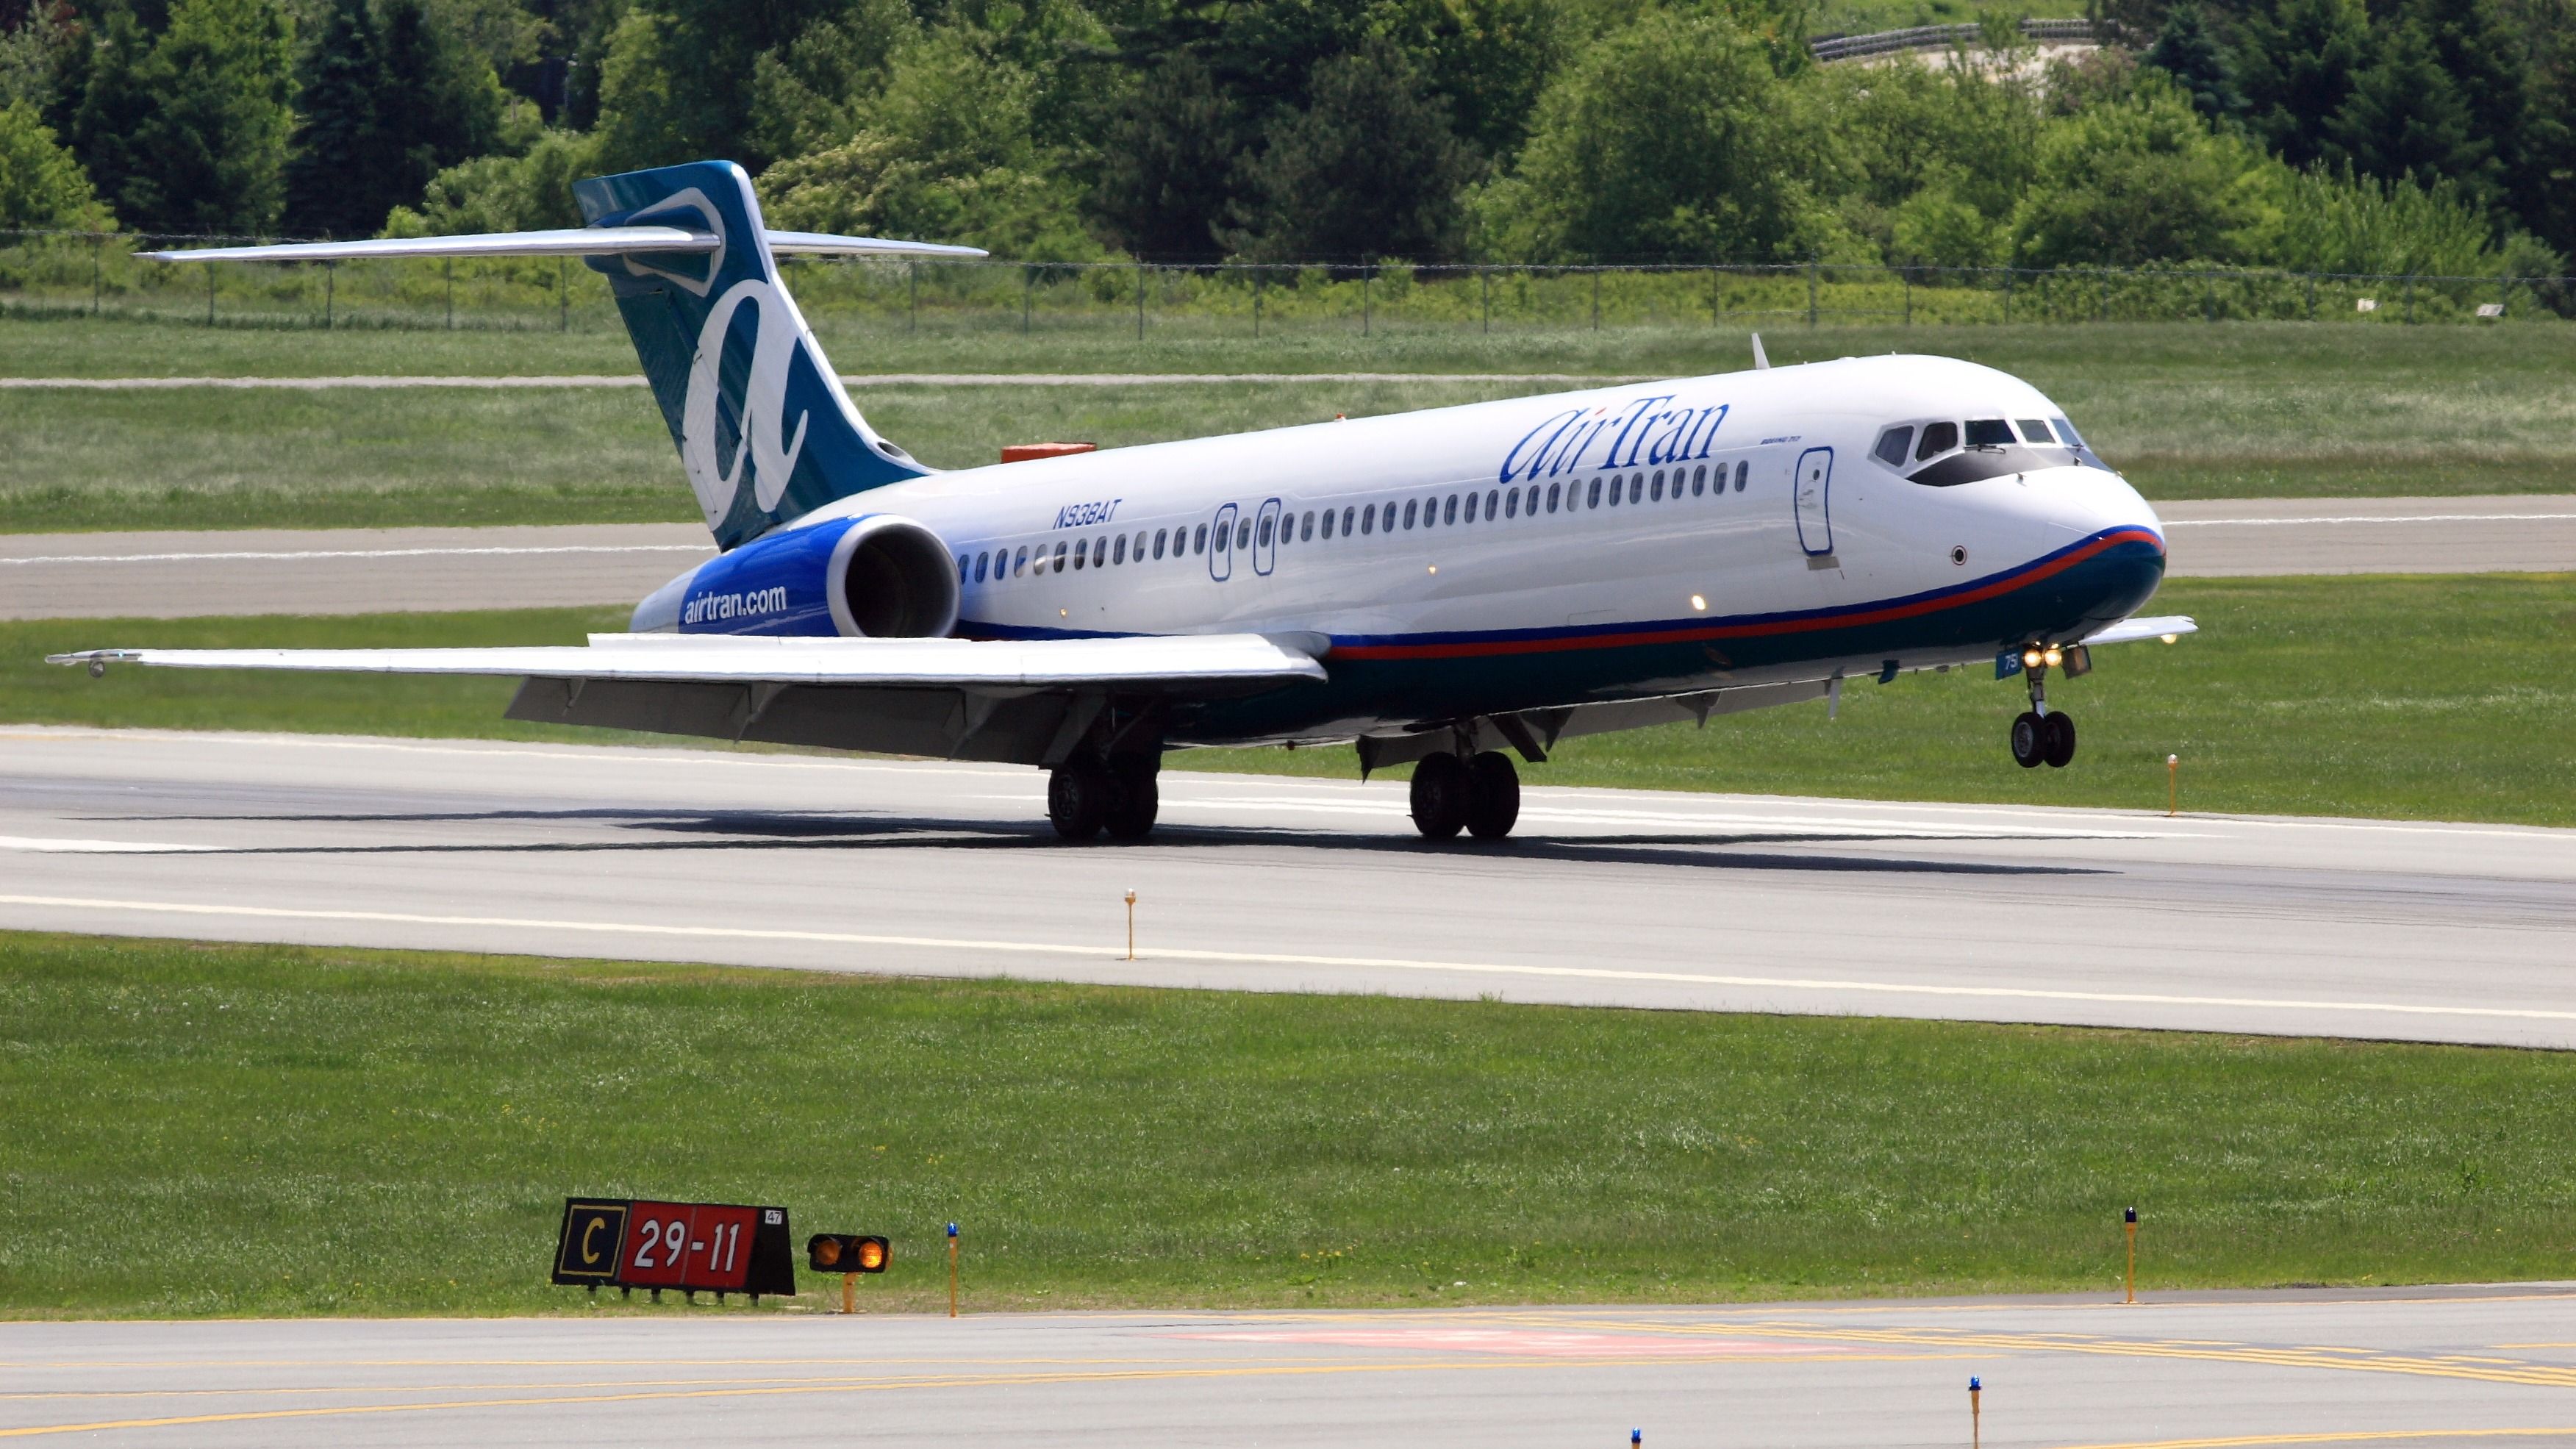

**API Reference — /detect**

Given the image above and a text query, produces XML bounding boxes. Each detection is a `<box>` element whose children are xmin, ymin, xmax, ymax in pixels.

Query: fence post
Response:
<box><xmin>1806</xmin><ymin>257</ymin><xmax>1818</xmax><ymax>327</ymax></box>
<box><xmin>1253</xmin><ymin>266</ymin><xmax>1262</xmax><ymax>338</ymax></box>
<box><xmin>2098</xmin><ymin>271</ymin><xmax>2108</xmax><ymax>323</ymax></box>
<box><xmin>2203</xmin><ymin>271</ymin><xmax>2214</xmax><ymax>323</ymax></box>
<box><xmin>445</xmin><ymin>257</ymin><xmax>454</xmax><ymax>329</ymax></box>
<box><xmin>1362</xmin><ymin>263</ymin><xmax>1371</xmax><ymax>337</ymax></box>
<box><xmin>91</xmin><ymin>235</ymin><xmax>102</xmax><ymax>315</ymax></box>
<box><xmin>2304</xmin><ymin>271</ymin><xmax>2315</xmax><ymax>322</ymax></box>
<box><xmin>559</xmin><ymin>257</ymin><xmax>568</xmax><ymax>331</ymax></box>
<box><xmin>1592</xmin><ymin>266</ymin><xmax>1601</xmax><ymax>332</ymax></box>
<box><xmin>1481</xmin><ymin>267</ymin><xmax>1490</xmax><ymax>334</ymax></box>
<box><xmin>2405</xmin><ymin>273</ymin><xmax>2415</xmax><ymax>323</ymax></box>
<box><xmin>1136</xmin><ymin>260</ymin><xmax>1145</xmax><ymax>340</ymax></box>
<box><xmin>1903</xmin><ymin>265</ymin><xmax>1911</xmax><ymax>326</ymax></box>
<box><xmin>909</xmin><ymin>259</ymin><xmax>918</xmax><ymax>333</ymax></box>
<box><xmin>2498</xmin><ymin>269</ymin><xmax>2509</xmax><ymax>318</ymax></box>
<box><xmin>1023</xmin><ymin>266</ymin><xmax>1032</xmax><ymax>334</ymax></box>
<box><xmin>2003</xmin><ymin>268</ymin><xmax>2013</xmax><ymax>324</ymax></box>
<box><xmin>206</xmin><ymin>260</ymin><xmax>215</xmax><ymax>326</ymax></box>
<box><xmin>324</xmin><ymin>261</ymin><xmax>334</xmax><ymax>329</ymax></box>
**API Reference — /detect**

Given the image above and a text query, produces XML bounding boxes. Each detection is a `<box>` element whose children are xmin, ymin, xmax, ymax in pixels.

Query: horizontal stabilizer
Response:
<box><xmin>2081</xmin><ymin>614</ymin><xmax>2197</xmax><ymax>646</ymax></box>
<box><xmin>138</xmin><ymin>229</ymin><xmax>987</xmax><ymax>265</ymax></box>
<box><xmin>51</xmin><ymin>632</ymin><xmax>1323</xmax><ymax>690</ymax></box>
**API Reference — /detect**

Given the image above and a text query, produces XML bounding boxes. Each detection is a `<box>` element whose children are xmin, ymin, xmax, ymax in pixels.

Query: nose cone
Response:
<box><xmin>2010</xmin><ymin>465</ymin><xmax>2167</xmax><ymax>636</ymax></box>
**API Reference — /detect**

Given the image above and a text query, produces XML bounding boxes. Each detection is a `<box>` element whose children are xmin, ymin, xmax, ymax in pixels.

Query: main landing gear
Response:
<box><xmin>1048</xmin><ymin>754</ymin><xmax>1160</xmax><ymax>842</ymax></box>
<box><xmin>2008</xmin><ymin>652</ymin><xmax>2078</xmax><ymax>770</ymax></box>
<box><xmin>1409</xmin><ymin>751</ymin><xmax>1521</xmax><ymax>841</ymax></box>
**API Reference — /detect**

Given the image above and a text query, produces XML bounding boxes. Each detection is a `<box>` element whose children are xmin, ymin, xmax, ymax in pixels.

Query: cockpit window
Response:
<box><xmin>1872</xmin><ymin>426</ymin><xmax>1914</xmax><ymax>468</ymax></box>
<box><xmin>2052</xmin><ymin>417</ymin><xmax>2087</xmax><ymax>451</ymax></box>
<box><xmin>1965</xmin><ymin>419</ymin><xmax>2014</xmax><ymax>448</ymax></box>
<box><xmin>2016</xmin><ymin>419</ymin><xmax>2053</xmax><ymax>443</ymax></box>
<box><xmin>1915</xmin><ymin>421</ymin><xmax>1958</xmax><ymax>459</ymax></box>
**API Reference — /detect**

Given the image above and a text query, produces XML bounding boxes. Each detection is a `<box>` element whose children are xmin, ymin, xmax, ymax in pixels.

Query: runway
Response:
<box><xmin>10</xmin><ymin>1285</ymin><xmax>2576</xmax><ymax>1445</ymax></box>
<box><xmin>3</xmin><ymin>726</ymin><xmax>2571</xmax><ymax>1047</ymax></box>
<box><xmin>4</xmin><ymin>496</ymin><xmax>2567</xmax><ymax>620</ymax></box>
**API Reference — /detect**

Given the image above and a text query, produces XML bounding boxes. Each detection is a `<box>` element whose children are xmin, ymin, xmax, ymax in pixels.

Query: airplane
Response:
<box><xmin>53</xmin><ymin>158</ymin><xmax>2192</xmax><ymax>844</ymax></box>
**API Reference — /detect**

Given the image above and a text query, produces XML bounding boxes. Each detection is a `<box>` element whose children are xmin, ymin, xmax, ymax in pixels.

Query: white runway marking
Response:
<box><xmin>0</xmin><ymin>836</ymin><xmax>217</xmax><ymax>854</ymax></box>
<box><xmin>2167</xmin><ymin>513</ymin><xmax>2576</xmax><ymax>526</ymax></box>
<box><xmin>4</xmin><ymin>890</ymin><xmax>2571</xmax><ymax>1026</ymax></box>
<box><xmin>0</xmin><ymin>371</ymin><xmax>1631</xmax><ymax>390</ymax></box>
<box><xmin>0</xmin><ymin>545</ymin><xmax>709</xmax><ymax>566</ymax></box>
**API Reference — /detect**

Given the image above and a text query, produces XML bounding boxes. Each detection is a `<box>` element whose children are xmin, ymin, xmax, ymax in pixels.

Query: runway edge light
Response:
<box><xmin>1969</xmin><ymin>1376</ymin><xmax>1983</xmax><ymax>1449</ymax></box>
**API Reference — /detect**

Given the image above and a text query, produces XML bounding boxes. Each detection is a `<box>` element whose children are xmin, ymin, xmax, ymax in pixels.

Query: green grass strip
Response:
<box><xmin>1</xmin><ymin>931</ymin><xmax>2569</xmax><ymax>1319</ymax></box>
<box><xmin>8</xmin><ymin>574</ymin><xmax>2575</xmax><ymax>826</ymax></box>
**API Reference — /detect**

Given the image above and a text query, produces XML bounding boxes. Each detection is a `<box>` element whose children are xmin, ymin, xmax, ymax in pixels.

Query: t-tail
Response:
<box><xmin>140</xmin><ymin>160</ymin><xmax>983</xmax><ymax>551</ymax></box>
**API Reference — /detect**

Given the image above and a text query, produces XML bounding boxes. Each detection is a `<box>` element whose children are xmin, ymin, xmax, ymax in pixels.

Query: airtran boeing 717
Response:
<box><xmin>54</xmin><ymin>158</ymin><xmax>2191</xmax><ymax>843</ymax></box>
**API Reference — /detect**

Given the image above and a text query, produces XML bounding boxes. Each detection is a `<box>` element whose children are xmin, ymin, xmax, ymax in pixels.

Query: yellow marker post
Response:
<box><xmin>1125</xmin><ymin>889</ymin><xmax>1137</xmax><ymax>961</ymax></box>
<box><xmin>1969</xmin><ymin>1376</ymin><xmax>1982</xmax><ymax>1449</ymax></box>
<box><xmin>841</xmin><ymin>1272</ymin><xmax>856</xmax><ymax>1315</ymax></box>
<box><xmin>2167</xmin><ymin>755</ymin><xmax>2179</xmax><ymax>817</ymax></box>
<box><xmin>946</xmin><ymin>1222</ymin><xmax>960</xmax><ymax>1317</ymax></box>
<box><xmin>2125</xmin><ymin>1206</ymin><xmax>2139</xmax><ymax>1303</ymax></box>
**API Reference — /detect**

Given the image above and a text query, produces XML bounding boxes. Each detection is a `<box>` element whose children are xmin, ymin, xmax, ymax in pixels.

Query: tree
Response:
<box><xmin>745</xmin><ymin>0</ymin><xmax>918</xmax><ymax>165</ymax></box>
<box><xmin>590</xmin><ymin>0</ymin><xmax>848</xmax><ymax>169</ymax></box>
<box><xmin>2012</xmin><ymin>79</ymin><xmax>2272</xmax><ymax>265</ymax></box>
<box><xmin>373</xmin><ymin>0</ymin><xmax>504</xmax><ymax>198</ymax></box>
<box><xmin>0</xmin><ymin>1</ymin><xmax>75</xmax><ymax>111</ymax></box>
<box><xmin>2234</xmin><ymin>0</ymin><xmax>2372</xmax><ymax>168</ymax></box>
<box><xmin>383</xmin><ymin>126</ymin><xmax>595</xmax><ymax>233</ymax></box>
<box><xmin>63</xmin><ymin>4</ymin><xmax>154</xmax><ymax>223</ymax></box>
<box><xmin>2144</xmin><ymin>4</ymin><xmax>2243</xmax><ymax>121</ymax></box>
<box><xmin>281</xmin><ymin>0</ymin><xmax>377</xmax><ymax>236</ymax></box>
<box><xmin>1223</xmin><ymin>43</ymin><xmax>1479</xmax><ymax>262</ymax></box>
<box><xmin>123</xmin><ymin>0</ymin><xmax>298</xmax><ymax>235</ymax></box>
<box><xmin>1500</xmin><ymin>10</ymin><xmax>1847</xmax><ymax>262</ymax></box>
<box><xmin>2327</xmin><ymin>19</ymin><xmax>2496</xmax><ymax>196</ymax></box>
<box><xmin>1087</xmin><ymin>52</ymin><xmax>1245</xmax><ymax>261</ymax></box>
<box><xmin>0</xmin><ymin>95</ymin><xmax>108</xmax><ymax>226</ymax></box>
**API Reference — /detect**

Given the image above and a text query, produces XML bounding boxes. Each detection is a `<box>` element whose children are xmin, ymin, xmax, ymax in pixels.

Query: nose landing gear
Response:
<box><xmin>2008</xmin><ymin>655</ymin><xmax>2079</xmax><ymax>770</ymax></box>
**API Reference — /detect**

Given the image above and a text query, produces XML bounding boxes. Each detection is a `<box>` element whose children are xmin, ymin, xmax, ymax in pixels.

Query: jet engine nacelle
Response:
<box><xmin>631</xmin><ymin>513</ymin><xmax>959</xmax><ymax>638</ymax></box>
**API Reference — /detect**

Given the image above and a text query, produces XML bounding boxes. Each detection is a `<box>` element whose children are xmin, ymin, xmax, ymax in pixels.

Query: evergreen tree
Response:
<box><xmin>64</xmin><ymin>4</ymin><xmax>154</xmax><ymax>223</ymax></box>
<box><xmin>2234</xmin><ymin>0</ymin><xmax>2371</xmax><ymax>167</ymax></box>
<box><xmin>1089</xmin><ymin>54</ymin><xmax>1245</xmax><ymax>261</ymax></box>
<box><xmin>1224</xmin><ymin>43</ymin><xmax>1478</xmax><ymax>262</ymax></box>
<box><xmin>2400</xmin><ymin>0</ymin><xmax>2531</xmax><ymax>210</ymax></box>
<box><xmin>2144</xmin><ymin>5</ymin><xmax>2244</xmax><ymax>121</ymax></box>
<box><xmin>2327</xmin><ymin>18</ymin><xmax>2496</xmax><ymax>196</ymax></box>
<box><xmin>124</xmin><ymin>0</ymin><xmax>296</xmax><ymax>235</ymax></box>
<box><xmin>372</xmin><ymin>0</ymin><xmax>501</xmax><ymax>207</ymax></box>
<box><xmin>281</xmin><ymin>0</ymin><xmax>379</xmax><ymax>237</ymax></box>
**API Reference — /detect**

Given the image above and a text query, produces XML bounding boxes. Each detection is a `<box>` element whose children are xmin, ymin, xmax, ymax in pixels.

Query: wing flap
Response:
<box><xmin>51</xmin><ymin>633</ymin><xmax>1325</xmax><ymax>689</ymax></box>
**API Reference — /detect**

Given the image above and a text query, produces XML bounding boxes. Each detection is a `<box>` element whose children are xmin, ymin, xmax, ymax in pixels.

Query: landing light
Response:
<box><xmin>2021</xmin><ymin>648</ymin><xmax>2045</xmax><ymax>670</ymax></box>
<box><xmin>1690</xmin><ymin>595</ymin><xmax>1706</xmax><ymax>612</ymax></box>
<box><xmin>1427</xmin><ymin>565</ymin><xmax>1437</xmax><ymax>575</ymax></box>
<box><xmin>2042</xmin><ymin>645</ymin><xmax>2064</xmax><ymax>668</ymax></box>
<box><xmin>2161</xmin><ymin>632</ymin><xmax>2178</xmax><ymax>644</ymax></box>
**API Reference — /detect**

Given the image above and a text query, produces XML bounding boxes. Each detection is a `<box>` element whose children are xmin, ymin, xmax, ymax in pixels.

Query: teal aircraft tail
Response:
<box><xmin>137</xmin><ymin>160</ymin><xmax>984</xmax><ymax>551</ymax></box>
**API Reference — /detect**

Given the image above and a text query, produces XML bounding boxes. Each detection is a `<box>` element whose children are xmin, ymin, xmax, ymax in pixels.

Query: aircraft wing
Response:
<box><xmin>2079</xmin><ymin>615</ymin><xmax>2197</xmax><ymax>647</ymax></box>
<box><xmin>50</xmin><ymin>632</ymin><xmax>1322</xmax><ymax>687</ymax></box>
<box><xmin>50</xmin><ymin>633</ymin><xmax>1323</xmax><ymax>767</ymax></box>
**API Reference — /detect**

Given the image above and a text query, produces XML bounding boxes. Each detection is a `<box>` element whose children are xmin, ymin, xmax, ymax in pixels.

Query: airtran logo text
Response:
<box><xmin>682</xmin><ymin>585</ymin><xmax>792</xmax><ymax>625</ymax></box>
<box><xmin>1499</xmin><ymin>396</ymin><xmax>1730</xmax><ymax>483</ymax></box>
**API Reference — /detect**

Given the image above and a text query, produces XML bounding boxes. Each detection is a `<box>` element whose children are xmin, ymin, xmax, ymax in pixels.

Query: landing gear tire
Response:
<box><xmin>1409</xmin><ymin>752</ymin><xmax>1468</xmax><ymax>840</ymax></box>
<box><xmin>2041</xmin><ymin>711</ymin><xmax>2077</xmax><ymax>769</ymax></box>
<box><xmin>2010</xmin><ymin>712</ymin><xmax>2047</xmax><ymax>769</ymax></box>
<box><xmin>1048</xmin><ymin>765</ymin><xmax>1109</xmax><ymax>841</ymax></box>
<box><xmin>1464</xmin><ymin>751</ymin><xmax>1521</xmax><ymax>840</ymax></box>
<box><xmin>1102</xmin><ymin>756</ymin><xmax>1161</xmax><ymax>840</ymax></box>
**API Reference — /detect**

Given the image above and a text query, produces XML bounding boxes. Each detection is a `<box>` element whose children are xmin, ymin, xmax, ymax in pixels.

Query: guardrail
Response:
<box><xmin>1</xmin><ymin>232</ymin><xmax>2566</xmax><ymax>334</ymax></box>
<box><xmin>1811</xmin><ymin>17</ymin><xmax>2103</xmax><ymax>62</ymax></box>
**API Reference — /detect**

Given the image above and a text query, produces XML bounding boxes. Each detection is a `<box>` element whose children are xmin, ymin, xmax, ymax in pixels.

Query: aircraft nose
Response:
<box><xmin>2011</xmin><ymin>465</ymin><xmax>2167</xmax><ymax>634</ymax></box>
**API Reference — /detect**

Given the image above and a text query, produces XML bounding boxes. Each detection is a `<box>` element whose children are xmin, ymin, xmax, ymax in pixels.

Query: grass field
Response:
<box><xmin>10</xmin><ymin>573</ymin><xmax>2574</xmax><ymax>826</ymax></box>
<box><xmin>3</xmin><ymin>931</ymin><xmax>2571</xmax><ymax>1318</ymax></box>
<box><xmin>1</xmin><ymin>316</ymin><xmax>2570</xmax><ymax>531</ymax></box>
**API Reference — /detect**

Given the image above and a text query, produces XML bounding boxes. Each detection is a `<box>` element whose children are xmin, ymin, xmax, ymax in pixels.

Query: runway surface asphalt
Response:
<box><xmin>4</xmin><ymin>496</ymin><xmax>2568</xmax><ymax>620</ymax></box>
<box><xmin>12</xmin><ymin>1285</ymin><xmax>2576</xmax><ymax>1445</ymax></box>
<box><xmin>3</xmin><ymin>726</ymin><xmax>2571</xmax><ymax>1047</ymax></box>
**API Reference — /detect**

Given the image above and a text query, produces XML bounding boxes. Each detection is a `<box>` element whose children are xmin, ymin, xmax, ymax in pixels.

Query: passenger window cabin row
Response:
<box><xmin>954</xmin><ymin>458</ymin><xmax>1759</xmax><ymax>587</ymax></box>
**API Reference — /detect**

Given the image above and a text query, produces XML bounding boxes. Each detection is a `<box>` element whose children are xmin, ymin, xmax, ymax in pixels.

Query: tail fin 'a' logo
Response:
<box><xmin>573</xmin><ymin>162</ymin><xmax>928</xmax><ymax>551</ymax></box>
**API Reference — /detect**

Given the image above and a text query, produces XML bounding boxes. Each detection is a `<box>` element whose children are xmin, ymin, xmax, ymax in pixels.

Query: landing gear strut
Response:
<box><xmin>1410</xmin><ymin>750</ymin><xmax>1521</xmax><ymax>841</ymax></box>
<box><xmin>2008</xmin><ymin>657</ymin><xmax>2078</xmax><ymax>770</ymax></box>
<box><xmin>1048</xmin><ymin>754</ymin><xmax>1162</xmax><ymax>842</ymax></box>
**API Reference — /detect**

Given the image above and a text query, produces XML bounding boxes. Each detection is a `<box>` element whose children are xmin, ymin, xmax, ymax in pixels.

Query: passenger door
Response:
<box><xmin>1253</xmin><ymin>497</ymin><xmax>1282</xmax><ymax>576</ymax></box>
<box><xmin>1209</xmin><ymin>501</ymin><xmax>1238</xmax><ymax>582</ymax></box>
<box><xmin>1792</xmin><ymin>446</ymin><xmax>1834</xmax><ymax>557</ymax></box>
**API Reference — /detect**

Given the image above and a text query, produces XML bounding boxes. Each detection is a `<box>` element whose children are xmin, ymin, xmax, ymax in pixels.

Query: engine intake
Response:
<box><xmin>829</xmin><ymin>515</ymin><xmax>958</xmax><ymax>637</ymax></box>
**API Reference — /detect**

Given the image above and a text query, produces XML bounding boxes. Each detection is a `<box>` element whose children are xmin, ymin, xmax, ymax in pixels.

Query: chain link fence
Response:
<box><xmin>4</xmin><ymin>230</ymin><xmax>2570</xmax><ymax>339</ymax></box>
